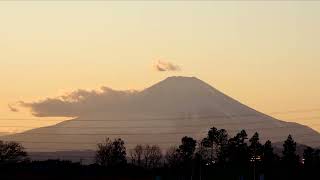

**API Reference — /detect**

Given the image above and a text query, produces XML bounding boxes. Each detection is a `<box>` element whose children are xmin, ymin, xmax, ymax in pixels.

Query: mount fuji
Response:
<box><xmin>2</xmin><ymin>76</ymin><xmax>320</xmax><ymax>153</ymax></box>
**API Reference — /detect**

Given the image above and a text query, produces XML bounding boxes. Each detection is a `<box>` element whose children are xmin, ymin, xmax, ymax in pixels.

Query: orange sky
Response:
<box><xmin>0</xmin><ymin>1</ymin><xmax>319</xmax><ymax>133</ymax></box>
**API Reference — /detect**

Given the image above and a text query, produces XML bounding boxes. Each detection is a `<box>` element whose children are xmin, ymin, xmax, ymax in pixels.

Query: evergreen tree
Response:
<box><xmin>261</xmin><ymin>140</ymin><xmax>277</xmax><ymax>179</ymax></box>
<box><xmin>303</xmin><ymin>147</ymin><xmax>314</xmax><ymax>168</ymax></box>
<box><xmin>202</xmin><ymin>127</ymin><xmax>218</xmax><ymax>163</ymax></box>
<box><xmin>303</xmin><ymin>147</ymin><xmax>320</xmax><ymax>168</ymax></box>
<box><xmin>249</xmin><ymin>133</ymin><xmax>263</xmax><ymax>180</ymax></box>
<box><xmin>227</xmin><ymin>130</ymin><xmax>249</xmax><ymax>165</ymax></box>
<box><xmin>262</xmin><ymin>140</ymin><xmax>276</xmax><ymax>166</ymax></box>
<box><xmin>202</xmin><ymin>127</ymin><xmax>229</xmax><ymax>164</ymax></box>
<box><xmin>249</xmin><ymin>132</ymin><xmax>263</xmax><ymax>161</ymax></box>
<box><xmin>282</xmin><ymin>135</ymin><xmax>299</xmax><ymax>168</ymax></box>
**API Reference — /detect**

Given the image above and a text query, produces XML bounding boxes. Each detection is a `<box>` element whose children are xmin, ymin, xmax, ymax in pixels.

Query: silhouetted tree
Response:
<box><xmin>227</xmin><ymin>129</ymin><xmax>249</xmax><ymax>179</ymax></box>
<box><xmin>1</xmin><ymin>130</ymin><xmax>320</xmax><ymax>180</ymax></box>
<box><xmin>282</xmin><ymin>135</ymin><xmax>299</xmax><ymax>166</ymax></box>
<box><xmin>262</xmin><ymin>140</ymin><xmax>276</xmax><ymax>167</ymax></box>
<box><xmin>281</xmin><ymin>135</ymin><xmax>300</xmax><ymax>180</ymax></box>
<box><xmin>202</xmin><ymin>127</ymin><xmax>218</xmax><ymax>162</ymax></box>
<box><xmin>302</xmin><ymin>146</ymin><xmax>320</xmax><ymax>179</ymax></box>
<box><xmin>249</xmin><ymin>132</ymin><xmax>263</xmax><ymax>161</ymax></box>
<box><xmin>303</xmin><ymin>147</ymin><xmax>315</xmax><ymax>167</ymax></box>
<box><xmin>0</xmin><ymin>141</ymin><xmax>28</xmax><ymax>163</ymax></box>
<box><xmin>178</xmin><ymin>136</ymin><xmax>197</xmax><ymax>163</ymax></box>
<box><xmin>303</xmin><ymin>147</ymin><xmax>320</xmax><ymax>168</ymax></box>
<box><xmin>248</xmin><ymin>132</ymin><xmax>263</xmax><ymax>180</ymax></box>
<box><xmin>129</xmin><ymin>144</ymin><xmax>143</xmax><ymax>166</ymax></box>
<box><xmin>202</xmin><ymin>127</ymin><xmax>229</xmax><ymax>164</ymax></box>
<box><xmin>195</xmin><ymin>141</ymin><xmax>211</xmax><ymax>164</ymax></box>
<box><xmin>95</xmin><ymin>138</ymin><xmax>126</xmax><ymax>167</ymax></box>
<box><xmin>168</xmin><ymin>137</ymin><xmax>197</xmax><ymax>179</ymax></box>
<box><xmin>165</xmin><ymin>146</ymin><xmax>181</xmax><ymax>168</ymax></box>
<box><xmin>143</xmin><ymin>144</ymin><xmax>162</xmax><ymax>169</ymax></box>
<box><xmin>314</xmin><ymin>149</ymin><xmax>320</xmax><ymax>164</ymax></box>
<box><xmin>227</xmin><ymin>130</ymin><xmax>249</xmax><ymax>163</ymax></box>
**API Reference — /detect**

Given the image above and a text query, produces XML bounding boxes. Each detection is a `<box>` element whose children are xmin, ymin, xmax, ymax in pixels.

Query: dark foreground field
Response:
<box><xmin>1</xmin><ymin>160</ymin><xmax>320</xmax><ymax>180</ymax></box>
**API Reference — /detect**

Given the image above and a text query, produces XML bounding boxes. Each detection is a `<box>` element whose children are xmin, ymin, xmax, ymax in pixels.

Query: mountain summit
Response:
<box><xmin>138</xmin><ymin>76</ymin><xmax>265</xmax><ymax>119</ymax></box>
<box><xmin>3</xmin><ymin>76</ymin><xmax>320</xmax><ymax>154</ymax></box>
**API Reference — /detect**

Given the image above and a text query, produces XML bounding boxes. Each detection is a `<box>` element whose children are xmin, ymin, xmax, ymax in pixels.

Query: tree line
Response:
<box><xmin>1</xmin><ymin>127</ymin><xmax>320</xmax><ymax>180</ymax></box>
<box><xmin>94</xmin><ymin>127</ymin><xmax>320</xmax><ymax>180</ymax></box>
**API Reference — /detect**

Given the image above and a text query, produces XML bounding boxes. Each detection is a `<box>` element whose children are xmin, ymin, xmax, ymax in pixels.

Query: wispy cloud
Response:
<box><xmin>8</xmin><ymin>104</ymin><xmax>19</xmax><ymax>112</ymax></box>
<box><xmin>154</xmin><ymin>60</ymin><xmax>180</xmax><ymax>72</ymax></box>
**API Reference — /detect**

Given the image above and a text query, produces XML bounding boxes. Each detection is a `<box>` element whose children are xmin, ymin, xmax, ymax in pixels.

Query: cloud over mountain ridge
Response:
<box><xmin>3</xmin><ymin>76</ymin><xmax>320</xmax><ymax>152</ymax></box>
<box><xmin>19</xmin><ymin>87</ymin><xmax>138</xmax><ymax>117</ymax></box>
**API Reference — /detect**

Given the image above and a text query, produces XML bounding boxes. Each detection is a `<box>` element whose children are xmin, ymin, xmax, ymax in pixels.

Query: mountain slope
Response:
<box><xmin>2</xmin><ymin>76</ymin><xmax>320</xmax><ymax>153</ymax></box>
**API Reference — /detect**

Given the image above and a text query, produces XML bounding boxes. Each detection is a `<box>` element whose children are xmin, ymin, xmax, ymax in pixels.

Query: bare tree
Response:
<box><xmin>129</xmin><ymin>144</ymin><xmax>143</xmax><ymax>166</ymax></box>
<box><xmin>142</xmin><ymin>145</ymin><xmax>152</xmax><ymax>168</ymax></box>
<box><xmin>148</xmin><ymin>145</ymin><xmax>162</xmax><ymax>168</ymax></box>
<box><xmin>143</xmin><ymin>145</ymin><xmax>163</xmax><ymax>168</ymax></box>
<box><xmin>95</xmin><ymin>138</ymin><xmax>126</xmax><ymax>167</ymax></box>
<box><xmin>130</xmin><ymin>144</ymin><xmax>163</xmax><ymax>168</ymax></box>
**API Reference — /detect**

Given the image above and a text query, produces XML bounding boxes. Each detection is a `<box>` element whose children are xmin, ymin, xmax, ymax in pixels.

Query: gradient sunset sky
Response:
<box><xmin>0</xmin><ymin>1</ymin><xmax>320</xmax><ymax>133</ymax></box>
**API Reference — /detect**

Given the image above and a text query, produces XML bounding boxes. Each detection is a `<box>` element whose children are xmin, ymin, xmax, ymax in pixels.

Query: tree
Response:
<box><xmin>202</xmin><ymin>127</ymin><xmax>218</xmax><ymax>162</ymax></box>
<box><xmin>143</xmin><ymin>145</ymin><xmax>153</xmax><ymax>168</ymax></box>
<box><xmin>303</xmin><ymin>147</ymin><xmax>320</xmax><ymax>168</ymax></box>
<box><xmin>129</xmin><ymin>144</ymin><xmax>143</xmax><ymax>166</ymax></box>
<box><xmin>282</xmin><ymin>135</ymin><xmax>299</xmax><ymax>165</ymax></box>
<box><xmin>237</xmin><ymin>130</ymin><xmax>248</xmax><ymax>144</ymax></box>
<box><xmin>143</xmin><ymin>145</ymin><xmax>162</xmax><ymax>169</ymax></box>
<box><xmin>262</xmin><ymin>140</ymin><xmax>276</xmax><ymax>166</ymax></box>
<box><xmin>178</xmin><ymin>136</ymin><xmax>197</xmax><ymax>163</ymax></box>
<box><xmin>303</xmin><ymin>147</ymin><xmax>320</xmax><ymax>180</ymax></box>
<box><xmin>249</xmin><ymin>133</ymin><xmax>263</xmax><ymax>180</ymax></box>
<box><xmin>116</xmin><ymin>144</ymin><xmax>163</xmax><ymax>169</ymax></box>
<box><xmin>215</xmin><ymin>129</ymin><xmax>229</xmax><ymax>163</ymax></box>
<box><xmin>249</xmin><ymin>132</ymin><xmax>263</xmax><ymax>161</ymax></box>
<box><xmin>150</xmin><ymin>145</ymin><xmax>162</xmax><ymax>168</ymax></box>
<box><xmin>0</xmin><ymin>141</ymin><xmax>28</xmax><ymax>163</ymax></box>
<box><xmin>303</xmin><ymin>147</ymin><xmax>314</xmax><ymax>167</ymax></box>
<box><xmin>202</xmin><ymin>127</ymin><xmax>229</xmax><ymax>164</ymax></box>
<box><xmin>165</xmin><ymin>146</ymin><xmax>181</xmax><ymax>168</ymax></box>
<box><xmin>194</xmin><ymin>141</ymin><xmax>210</xmax><ymax>163</ymax></box>
<box><xmin>227</xmin><ymin>130</ymin><xmax>249</xmax><ymax>166</ymax></box>
<box><xmin>95</xmin><ymin>138</ymin><xmax>127</xmax><ymax>167</ymax></box>
<box><xmin>175</xmin><ymin>137</ymin><xmax>197</xmax><ymax>180</ymax></box>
